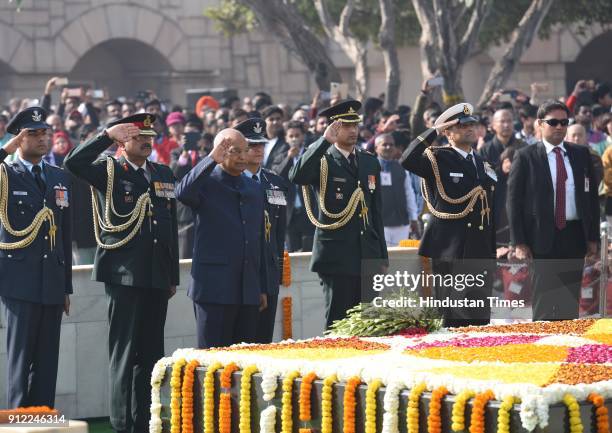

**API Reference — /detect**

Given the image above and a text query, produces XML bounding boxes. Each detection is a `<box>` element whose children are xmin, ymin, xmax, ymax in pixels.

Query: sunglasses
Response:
<box><xmin>542</xmin><ymin>118</ymin><xmax>569</xmax><ymax>127</ymax></box>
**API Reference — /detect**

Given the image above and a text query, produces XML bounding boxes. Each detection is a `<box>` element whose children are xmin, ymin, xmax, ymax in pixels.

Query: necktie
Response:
<box><xmin>553</xmin><ymin>147</ymin><xmax>567</xmax><ymax>230</ymax></box>
<box><xmin>32</xmin><ymin>165</ymin><xmax>45</xmax><ymax>193</ymax></box>
<box><xmin>252</xmin><ymin>173</ymin><xmax>259</xmax><ymax>182</ymax></box>
<box><xmin>348</xmin><ymin>153</ymin><xmax>357</xmax><ymax>170</ymax></box>
<box><xmin>466</xmin><ymin>154</ymin><xmax>478</xmax><ymax>178</ymax></box>
<box><xmin>189</xmin><ymin>150</ymin><xmax>197</xmax><ymax>167</ymax></box>
<box><xmin>136</xmin><ymin>167</ymin><xmax>148</xmax><ymax>183</ymax></box>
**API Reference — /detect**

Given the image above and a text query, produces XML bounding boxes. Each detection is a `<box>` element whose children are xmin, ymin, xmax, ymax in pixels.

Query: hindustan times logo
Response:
<box><xmin>372</xmin><ymin>271</ymin><xmax>487</xmax><ymax>292</ymax></box>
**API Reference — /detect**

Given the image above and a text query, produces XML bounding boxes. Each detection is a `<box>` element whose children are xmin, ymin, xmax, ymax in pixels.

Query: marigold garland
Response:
<box><xmin>407</xmin><ymin>382</ymin><xmax>427</xmax><ymax>433</ymax></box>
<box><xmin>321</xmin><ymin>374</ymin><xmax>338</xmax><ymax>433</ymax></box>
<box><xmin>365</xmin><ymin>379</ymin><xmax>382</xmax><ymax>433</ymax></box>
<box><xmin>239</xmin><ymin>365</ymin><xmax>259</xmax><ymax>433</ymax></box>
<box><xmin>299</xmin><ymin>371</ymin><xmax>318</xmax><ymax>433</ymax></box>
<box><xmin>451</xmin><ymin>390</ymin><xmax>475</xmax><ymax>432</ymax></box>
<box><xmin>588</xmin><ymin>393</ymin><xmax>610</xmax><ymax>433</ymax></box>
<box><xmin>281</xmin><ymin>370</ymin><xmax>301</xmax><ymax>433</ymax></box>
<box><xmin>343</xmin><ymin>376</ymin><xmax>362</xmax><ymax>433</ymax></box>
<box><xmin>169</xmin><ymin>358</ymin><xmax>187</xmax><ymax>433</ymax></box>
<box><xmin>427</xmin><ymin>386</ymin><xmax>449</xmax><ymax>433</ymax></box>
<box><xmin>219</xmin><ymin>363</ymin><xmax>239</xmax><ymax>433</ymax></box>
<box><xmin>496</xmin><ymin>396</ymin><xmax>516</xmax><ymax>433</ymax></box>
<box><xmin>282</xmin><ymin>250</ymin><xmax>291</xmax><ymax>287</ymax></box>
<box><xmin>282</xmin><ymin>296</ymin><xmax>293</xmax><ymax>340</ymax></box>
<box><xmin>563</xmin><ymin>394</ymin><xmax>584</xmax><ymax>433</ymax></box>
<box><xmin>204</xmin><ymin>362</ymin><xmax>224</xmax><ymax>433</ymax></box>
<box><xmin>469</xmin><ymin>390</ymin><xmax>495</xmax><ymax>433</ymax></box>
<box><xmin>181</xmin><ymin>359</ymin><xmax>199</xmax><ymax>433</ymax></box>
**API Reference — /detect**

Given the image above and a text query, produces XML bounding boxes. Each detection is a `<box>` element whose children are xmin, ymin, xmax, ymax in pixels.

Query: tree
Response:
<box><xmin>313</xmin><ymin>0</ymin><xmax>369</xmax><ymax>100</ymax></box>
<box><xmin>410</xmin><ymin>0</ymin><xmax>493</xmax><ymax>105</ymax></box>
<box><xmin>210</xmin><ymin>0</ymin><xmax>342</xmax><ymax>90</ymax></box>
<box><xmin>378</xmin><ymin>0</ymin><xmax>401</xmax><ymax>110</ymax></box>
<box><xmin>477</xmin><ymin>0</ymin><xmax>553</xmax><ymax>108</ymax></box>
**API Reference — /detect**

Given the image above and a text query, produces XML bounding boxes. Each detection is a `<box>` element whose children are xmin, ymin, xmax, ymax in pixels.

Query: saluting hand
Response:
<box><xmin>210</xmin><ymin>137</ymin><xmax>231</xmax><ymax>163</ymax></box>
<box><xmin>434</xmin><ymin>118</ymin><xmax>459</xmax><ymax>133</ymax></box>
<box><xmin>323</xmin><ymin>120</ymin><xmax>341</xmax><ymax>143</ymax></box>
<box><xmin>3</xmin><ymin>129</ymin><xmax>29</xmax><ymax>155</ymax></box>
<box><xmin>107</xmin><ymin>123</ymin><xmax>140</xmax><ymax>143</ymax></box>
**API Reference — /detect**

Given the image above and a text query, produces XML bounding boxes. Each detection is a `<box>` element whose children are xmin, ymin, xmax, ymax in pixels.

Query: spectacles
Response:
<box><xmin>542</xmin><ymin>118</ymin><xmax>569</xmax><ymax>127</ymax></box>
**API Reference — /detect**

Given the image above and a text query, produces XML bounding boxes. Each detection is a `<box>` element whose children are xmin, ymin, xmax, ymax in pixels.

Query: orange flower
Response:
<box><xmin>219</xmin><ymin>363</ymin><xmax>239</xmax><ymax>433</ymax></box>
<box><xmin>343</xmin><ymin>376</ymin><xmax>361</xmax><ymax>433</ymax></box>
<box><xmin>282</xmin><ymin>296</ymin><xmax>293</xmax><ymax>340</ymax></box>
<box><xmin>181</xmin><ymin>360</ymin><xmax>199</xmax><ymax>433</ymax></box>
<box><xmin>299</xmin><ymin>372</ymin><xmax>317</xmax><ymax>423</ymax></box>
<box><xmin>282</xmin><ymin>250</ymin><xmax>291</xmax><ymax>287</ymax></box>
<box><xmin>588</xmin><ymin>393</ymin><xmax>610</xmax><ymax>433</ymax></box>
<box><xmin>468</xmin><ymin>390</ymin><xmax>495</xmax><ymax>433</ymax></box>
<box><xmin>427</xmin><ymin>386</ymin><xmax>449</xmax><ymax>433</ymax></box>
<box><xmin>169</xmin><ymin>358</ymin><xmax>187</xmax><ymax>433</ymax></box>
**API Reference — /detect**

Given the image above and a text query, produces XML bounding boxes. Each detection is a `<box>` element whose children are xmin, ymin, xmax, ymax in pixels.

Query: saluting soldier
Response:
<box><xmin>0</xmin><ymin>107</ymin><xmax>72</xmax><ymax>408</ymax></box>
<box><xmin>236</xmin><ymin>117</ymin><xmax>288</xmax><ymax>343</ymax></box>
<box><xmin>401</xmin><ymin>103</ymin><xmax>496</xmax><ymax>327</ymax></box>
<box><xmin>64</xmin><ymin>113</ymin><xmax>179</xmax><ymax>433</ymax></box>
<box><xmin>289</xmin><ymin>100</ymin><xmax>388</xmax><ymax>329</ymax></box>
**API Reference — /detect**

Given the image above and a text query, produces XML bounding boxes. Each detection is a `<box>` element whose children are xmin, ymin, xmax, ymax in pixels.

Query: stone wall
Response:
<box><xmin>0</xmin><ymin>1</ymin><xmax>609</xmax><ymax>108</ymax></box>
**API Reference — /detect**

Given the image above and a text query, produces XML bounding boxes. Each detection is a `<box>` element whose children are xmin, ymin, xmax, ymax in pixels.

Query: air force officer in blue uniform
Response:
<box><xmin>0</xmin><ymin>107</ymin><xmax>72</xmax><ymax>408</ymax></box>
<box><xmin>175</xmin><ymin>128</ymin><xmax>267</xmax><ymax>348</ymax></box>
<box><xmin>236</xmin><ymin>118</ymin><xmax>288</xmax><ymax>343</ymax></box>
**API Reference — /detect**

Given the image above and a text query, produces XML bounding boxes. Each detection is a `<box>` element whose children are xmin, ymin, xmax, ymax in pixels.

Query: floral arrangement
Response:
<box><xmin>158</xmin><ymin>318</ymin><xmax>611</xmax><ymax>433</ymax></box>
<box><xmin>282</xmin><ymin>296</ymin><xmax>292</xmax><ymax>340</ymax></box>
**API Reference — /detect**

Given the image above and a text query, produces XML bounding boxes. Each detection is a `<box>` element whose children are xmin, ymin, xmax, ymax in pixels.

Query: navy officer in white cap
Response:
<box><xmin>401</xmin><ymin>103</ymin><xmax>496</xmax><ymax>327</ymax></box>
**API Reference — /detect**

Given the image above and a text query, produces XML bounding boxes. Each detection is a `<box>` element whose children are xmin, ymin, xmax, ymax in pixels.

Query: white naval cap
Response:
<box><xmin>433</xmin><ymin>102</ymin><xmax>478</xmax><ymax>128</ymax></box>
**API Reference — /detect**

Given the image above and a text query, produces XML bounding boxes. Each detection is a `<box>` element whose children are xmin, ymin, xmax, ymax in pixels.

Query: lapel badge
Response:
<box><xmin>453</xmin><ymin>177</ymin><xmax>460</xmax><ymax>183</ymax></box>
<box><xmin>32</xmin><ymin>110</ymin><xmax>42</xmax><ymax>122</ymax></box>
<box><xmin>336</xmin><ymin>192</ymin><xmax>343</xmax><ymax>200</ymax></box>
<box><xmin>368</xmin><ymin>175</ymin><xmax>376</xmax><ymax>191</ymax></box>
<box><xmin>122</xmin><ymin>163</ymin><xmax>129</xmax><ymax>172</ymax></box>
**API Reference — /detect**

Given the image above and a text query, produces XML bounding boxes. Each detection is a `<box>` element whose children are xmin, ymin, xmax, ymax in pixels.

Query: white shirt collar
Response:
<box><xmin>451</xmin><ymin>146</ymin><xmax>474</xmax><ymax>159</ymax></box>
<box><xmin>543</xmin><ymin>139</ymin><xmax>566</xmax><ymax>154</ymax></box>
<box><xmin>334</xmin><ymin>144</ymin><xmax>355</xmax><ymax>160</ymax></box>
<box><xmin>125</xmin><ymin>158</ymin><xmax>148</xmax><ymax>172</ymax></box>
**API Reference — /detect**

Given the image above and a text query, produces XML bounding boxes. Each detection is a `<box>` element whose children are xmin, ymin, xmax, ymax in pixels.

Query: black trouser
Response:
<box><xmin>193</xmin><ymin>302</ymin><xmax>259</xmax><ymax>348</ymax></box>
<box><xmin>105</xmin><ymin>284</ymin><xmax>168</xmax><ymax>433</ymax></box>
<box><xmin>431</xmin><ymin>259</ymin><xmax>493</xmax><ymax>328</ymax></box>
<box><xmin>319</xmin><ymin>274</ymin><xmax>361</xmax><ymax>329</ymax></box>
<box><xmin>2</xmin><ymin>297</ymin><xmax>62</xmax><ymax>408</ymax></box>
<box><xmin>532</xmin><ymin>221</ymin><xmax>586</xmax><ymax>321</ymax></box>
<box><xmin>256</xmin><ymin>294</ymin><xmax>278</xmax><ymax>343</ymax></box>
<box><xmin>287</xmin><ymin>208</ymin><xmax>314</xmax><ymax>252</ymax></box>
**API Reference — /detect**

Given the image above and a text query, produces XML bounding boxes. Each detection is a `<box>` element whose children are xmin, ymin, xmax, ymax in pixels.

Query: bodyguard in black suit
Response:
<box><xmin>401</xmin><ymin>103</ymin><xmax>496</xmax><ymax>327</ymax></box>
<box><xmin>273</xmin><ymin>121</ymin><xmax>315</xmax><ymax>252</ymax></box>
<box><xmin>289</xmin><ymin>100</ymin><xmax>388</xmax><ymax>328</ymax></box>
<box><xmin>507</xmin><ymin>100</ymin><xmax>599</xmax><ymax>320</ymax></box>
<box><xmin>64</xmin><ymin>114</ymin><xmax>179</xmax><ymax>433</ymax></box>
<box><xmin>262</xmin><ymin>105</ymin><xmax>289</xmax><ymax>170</ymax></box>
<box><xmin>0</xmin><ymin>107</ymin><xmax>72</xmax><ymax>408</ymax></box>
<box><xmin>236</xmin><ymin>118</ymin><xmax>288</xmax><ymax>343</ymax></box>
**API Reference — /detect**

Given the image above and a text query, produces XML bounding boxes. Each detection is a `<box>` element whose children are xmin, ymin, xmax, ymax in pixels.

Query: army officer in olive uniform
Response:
<box><xmin>64</xmin><ymin>113</ymin><xmax>179</xmax><ymax>433</ymax></box>
<box><xmin>401</xmin><ymin>103</ymin><xmax>496</xmax><ymax>327</ymax></box>
<box><xmin>289</xmin><ymin>100</ymin><xmax>388</xmax><ymax>329</ymax></box>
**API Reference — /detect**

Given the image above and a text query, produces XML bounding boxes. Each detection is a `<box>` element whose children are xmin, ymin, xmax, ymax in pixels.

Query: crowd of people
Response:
<box><xmin>1</xmin><ymin>74</ymin><xmax>612</xmax><ymax>431</ymax></box>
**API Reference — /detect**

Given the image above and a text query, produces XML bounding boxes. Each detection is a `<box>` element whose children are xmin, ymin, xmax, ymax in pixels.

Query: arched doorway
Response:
<box><xmin>70</xmin><ymin>38</ymin><xmax>174</xmax><ymax>100</ymax></box>
<box><xmin>566</xmin><ymin>30</ymin><xmax>612</xmax><ymax>93</ymax></box>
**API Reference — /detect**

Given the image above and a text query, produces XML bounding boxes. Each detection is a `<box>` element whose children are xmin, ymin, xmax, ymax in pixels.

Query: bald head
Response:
<box><xmin>213</xmin><ymin>128</ymin><xmax>246</xmax><ymax>148</ymax></box>
<box><xmin>566</xmin><ymin>123</ymin><xmax>587</xmax><ymax>146</ymax></box>
<box><xmin>492</xmin><ymin>109</ymin><xmax>514</xmax><ymax>141</ymax></box>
